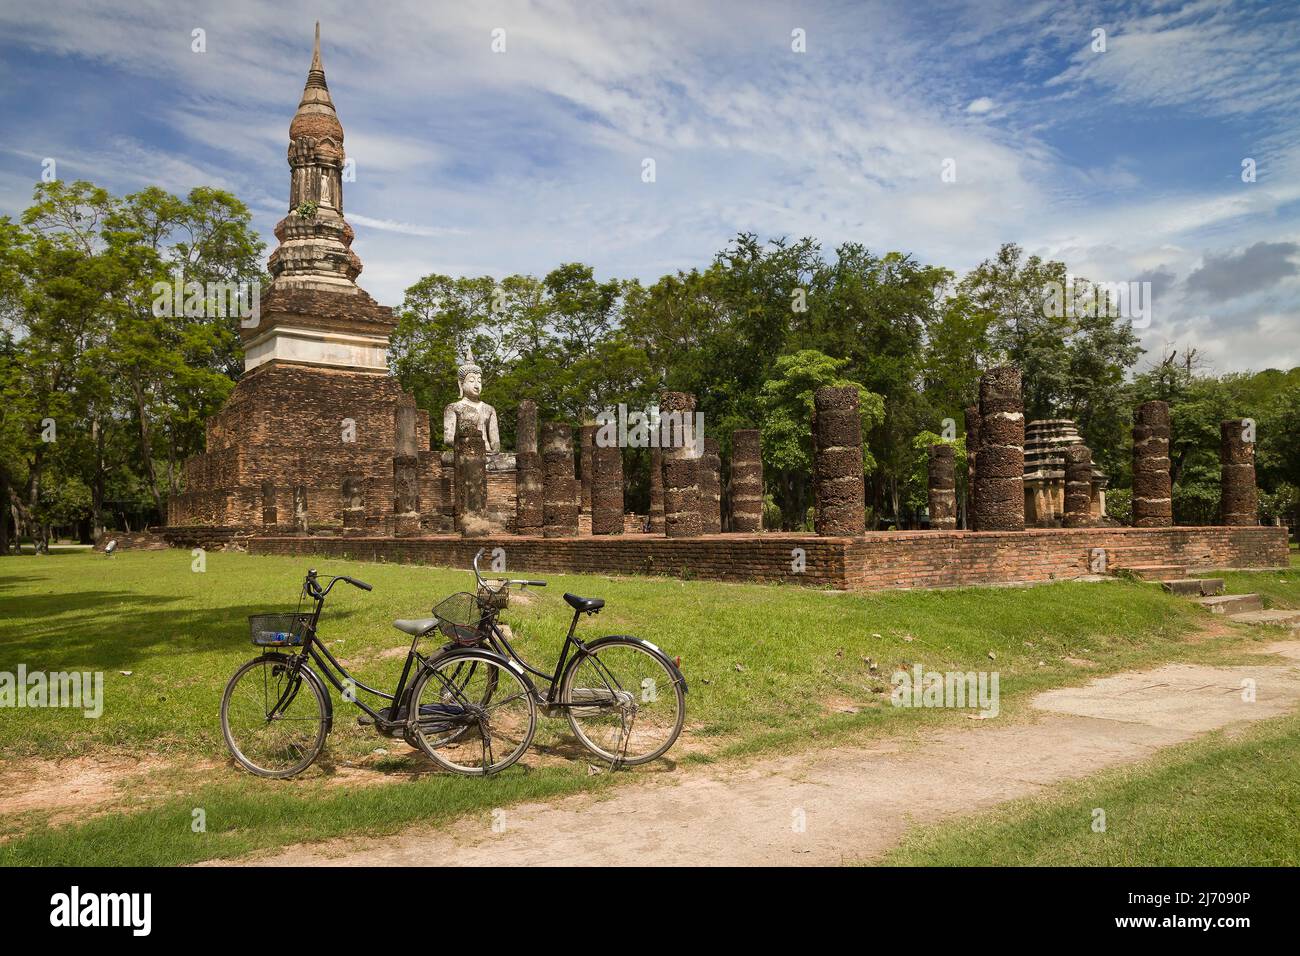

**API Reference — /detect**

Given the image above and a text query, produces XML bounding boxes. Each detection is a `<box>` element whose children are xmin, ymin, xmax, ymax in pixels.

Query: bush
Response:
<box><xmin>1105</xmin><ymin>487</ymin><xmax>1131</xmax><ymax>525</ymax></box>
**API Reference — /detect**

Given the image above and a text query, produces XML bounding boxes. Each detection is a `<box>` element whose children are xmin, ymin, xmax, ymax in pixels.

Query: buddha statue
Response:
<box><xmin>443</xmin><ymin>351</ymin><xmax>500</xmax><ymax>453</ymax></box>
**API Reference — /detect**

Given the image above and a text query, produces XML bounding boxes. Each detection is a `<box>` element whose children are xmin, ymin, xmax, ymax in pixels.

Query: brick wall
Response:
<box><xmin>244</xmin><ymin>525</ymin><xmax>1288</xmax><ymax>591</ymax></box>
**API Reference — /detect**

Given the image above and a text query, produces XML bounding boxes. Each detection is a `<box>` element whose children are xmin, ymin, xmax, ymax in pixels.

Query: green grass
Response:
<box><xmin>881</xmin><ymin>712</ymin><xmax>1300</xmax><ymax>866</ymax></box>
<box><xmin>0</xmin><ymin>548</ymin><xmax>1293</xmax><ymax>865</ymax></box>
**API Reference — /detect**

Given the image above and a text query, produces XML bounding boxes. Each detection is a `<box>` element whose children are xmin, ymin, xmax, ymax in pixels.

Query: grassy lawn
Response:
<box><xmin>881</xmin><ymin>711</ymin><xmax>1300</xmax><ymax>866</ymax></box>
<box><xmin>0</xmin><ymin>547</ymin><xmax>1294</xmax><ymax>865</ymax></box>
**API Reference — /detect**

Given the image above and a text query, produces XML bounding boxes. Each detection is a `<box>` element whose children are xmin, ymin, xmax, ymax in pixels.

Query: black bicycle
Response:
<box><xmin>220</xmin><ymin>569</ymin><xmax>536</xmax><ymax>778</ymax></box>
<box><xmin>454</xmin><ymin>549</ymin><xmax>687</xmax><ymax>766</ymax></box>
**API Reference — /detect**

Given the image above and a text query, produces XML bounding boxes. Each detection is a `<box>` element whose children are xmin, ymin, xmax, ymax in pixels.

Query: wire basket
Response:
<box><xmin>432</xmin><ymin>592</ymin><xmax>489</xmax><ymax>646</ymax></box>
<box><xmin>249</xmin><ymin>612</ymin><xmax>312</xmax><ymax>647</ymax></box>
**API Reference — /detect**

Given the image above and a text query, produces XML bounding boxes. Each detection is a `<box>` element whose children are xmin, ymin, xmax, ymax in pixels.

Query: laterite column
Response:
<box><xmin>542</xmin><ymin>422</ymin><xmax>579</xmax><ymax>537</ymax></box>
<box><xmin>1220</xmin><ymin>419</ymin><xmax>1258</xmax><ymax>526</ymax></box>
<box><xmin>590</xmin><ymin>441</ymin><xmax>624</xmax><ymax>535</ymax></box>
<box><xmin>730</xmin><ymin>429</ymin><xmax>763</xmax><ymax>533</ymax></box>
<box><xmin>515</xmin><ymin>400</ymin><xmax>543</xmax><ymax>534</ymax></box>
<box><xmin>974</xmin><ymin>365</ymin><xmax>1025</xmax><ymax>532</ymax></box>
<box><xmin>700</xmin><ymin>437</ymin><xmax>722</xmax><ymax>533</ymax></box>
<box><xmin>813</xmin><ymin>385</ymin><xmax>865</xmax><ymax>535</ymax></box>
<box><xmin>927</xmin><ymin>443</ymin><xmax>956</xmax><ymax>530</ymax></box>
<box><xmin>1063</xmin><ymin>444</ymin><xmax>1093</xmax><ymax>528</ymax></box>
<box><xmin>964</xmin><ymin>404</ymin><xmax>980</xmax><ymax>529</ymax></box>
<box><xmin>1131</xmin><ymin>400</ymin><xmax>1172</xmax><ymax>527</ymax></box>
<box><xmin>660</xmin><ymin>391</ymin><xmax>702</xmax><ymax>538</ymax></box>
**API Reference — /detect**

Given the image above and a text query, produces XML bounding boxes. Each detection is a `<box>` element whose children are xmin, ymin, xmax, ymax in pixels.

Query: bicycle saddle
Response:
<box><xmin>563</xmin><ymin>593</ymin><xmax>605</xmax><ymax>613</ymax></box>
<box><xmin>392</xmin><ymin>618</ymin><xmax>437</xmax><ymax>636</ymax></box>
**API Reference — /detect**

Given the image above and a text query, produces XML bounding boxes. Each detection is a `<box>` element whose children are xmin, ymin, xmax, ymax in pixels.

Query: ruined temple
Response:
<box><xmin>169</xmin><ymin>26</ymin><xmax>441</xmax><ymax>532</ymax></box>
<box><xmin>1022</xmin><ymin>419</ymin><xmax>1108</xmax><ymax>526</ymax></box>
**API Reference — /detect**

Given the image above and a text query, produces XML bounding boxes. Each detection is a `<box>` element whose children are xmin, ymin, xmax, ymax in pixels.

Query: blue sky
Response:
<box><xmin>1</xmin><ymin>0</ymin><xmax>1297</xmax><ymax>373</ymax></box>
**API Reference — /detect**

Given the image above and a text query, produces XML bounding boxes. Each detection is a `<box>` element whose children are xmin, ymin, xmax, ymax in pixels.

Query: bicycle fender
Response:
<box><xmin>585</xmin><ymin>636</ymin><xmax>688</xmax><ymax>694</ymax></box>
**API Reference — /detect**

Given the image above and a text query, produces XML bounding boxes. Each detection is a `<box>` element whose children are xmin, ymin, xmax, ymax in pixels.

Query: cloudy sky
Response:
<box><xmin>1</xmin><ymin>0</ymin><xmax>1297</xmax><ymax>374</ymax></box>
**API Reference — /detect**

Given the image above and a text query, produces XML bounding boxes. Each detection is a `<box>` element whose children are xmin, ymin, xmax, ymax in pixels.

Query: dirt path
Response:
<box><xmin>239</xmin><ymin>641</ymin><xmax>1300</xmax><ymax>867</ymax></box>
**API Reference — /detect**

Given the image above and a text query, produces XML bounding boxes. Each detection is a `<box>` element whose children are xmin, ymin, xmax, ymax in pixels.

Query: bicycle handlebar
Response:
<box><xmin>304</xmin><ymin>569</ymin><xmax>373</xmax><ymax>598</ymax></box>
<box><xmin>472</xmin><ymin>549</ymin><xmax>546</xmax><ymax>590</ymax></box>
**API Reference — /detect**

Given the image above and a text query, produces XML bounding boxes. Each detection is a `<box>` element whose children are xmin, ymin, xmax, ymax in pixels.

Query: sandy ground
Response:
<box><xmin>230</xmin><ymin>640</ymin><xmax>1300</xmax><ymax>867</ymax></box>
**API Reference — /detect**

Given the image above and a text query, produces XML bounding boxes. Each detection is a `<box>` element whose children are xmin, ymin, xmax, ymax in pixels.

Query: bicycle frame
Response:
<box><xmin>272</xmin><ymin>570</ymin><xmax>433</xmax><ymax>735</ymax></box>
<box><xmin>479</xmin><ymin>608</ymin><xmax>591</xmax><ymax>708</ymax></box>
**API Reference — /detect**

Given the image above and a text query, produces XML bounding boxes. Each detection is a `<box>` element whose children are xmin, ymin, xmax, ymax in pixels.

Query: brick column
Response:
<box><xmin>1220</xmin><ymin>419</ymin><xmax>1258</xmax><ymax>526</ymax></box>
<box><xmin>648</xmin><ymin>449</ymin><xmax>665</xmax><ymax>534</ymax></box>
<box><xmin>660</xmin><ymin>391</ymin><xmax>702</xmax><ymax>538</ymax></box>
<box><xmin>515</xmin><ymin>400</ymin><xmax>542</xmax><ymax>534</ymax></box>
<box><xmin>730</xmin><ymin>428</ymin><xmax>763</xmax><ymax>533</ymax></box>
<box><xmin>927</xmin><ymin>443</ymin><xmax>956</xmax><ymax>530</ymax></box>
<box><xmin>964</xmin><ymin>405</ymin><xmax>980</xmax><ymax>529</ymax></box>
<box><xmin>261</xmin><ymin>479</ymin><xmax>277</xmax><ymax>528</ymax></box>
<box><xmin>590</xmin><ymin>441</ymin><xmax>624</xmax><ymax>535</ymax></box>
<box><xmin>1063</xmin><ymin>444</ymin><xmax>1093</xmax><ymax>528</ymax></box>
<box><xmin>437</xmin><ymin>462</ymin><xmax>454</xmax><ymax>533</ymax></box>
<box><xmin>579</xmin><ymin>423</ymin><xmax>596</xmax><ymax>517</ymax></box>
<box><xmin>973</xmin><ymin>365</ymin><xmax>1025</xmax><ymax>532</ymax></box>
<box><xmin>542</xmin><ymin>422</ymin><xmax>579</xmax><ymax>537</ymax></box>
<box><xmin>393</xmin><ymin>405</ymin><xmax>421</xmax><ymax>536</ymax></box>
<box><xmin>453</xmin><ymin>425</ymin><xmax>488</xmax><ymax>536</ymax></box>
<box><xmin>700</xmin><ymin>437</ymin><xmax>722</xmax><ymax>533</ymax></box>
<box><xmin>1132</xmin><ymin>400</ymin><xmax>1172</xmax><ymax>527</ymax></box>
<box><xmin>813</xmin><ymin>385</ymin><xmax>865</xmax><ymax>535</ymax></box>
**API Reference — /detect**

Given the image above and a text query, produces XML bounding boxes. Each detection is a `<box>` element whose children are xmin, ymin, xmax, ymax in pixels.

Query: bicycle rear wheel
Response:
<box><xmin>559</xmin><ymin>638</ymin><xmax>685</xmax><ymax>766</ymax></box>
<box><xmin>407</xmin><ymin>650</ymin><xmax>536</xmax><ymax>775</ymax></box>
<box><xmin>221</xmin><ymin>655</ymin><xmax>329</xmax><ymax>778</ymax></box>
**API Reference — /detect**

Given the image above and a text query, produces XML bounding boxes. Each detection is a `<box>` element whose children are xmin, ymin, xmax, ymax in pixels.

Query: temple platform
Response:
<box><xmin>204</xmin><ymin>525</ymin><xmax>1291</xmax><ymax>592</ymax></box>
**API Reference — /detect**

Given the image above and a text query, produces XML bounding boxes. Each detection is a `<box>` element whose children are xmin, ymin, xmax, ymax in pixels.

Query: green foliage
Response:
<box><xmin>1105</xmin><ymin>487</ymin><xmax>1132</xmax><ymax>525</ymax></box>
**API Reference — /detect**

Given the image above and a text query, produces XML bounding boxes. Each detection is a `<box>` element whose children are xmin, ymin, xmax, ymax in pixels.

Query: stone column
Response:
<box><xmin>648</xmin><ymin>449</ymin><xmax>665</xmax><ymax>534</ymax></box>
<box><xmin>438</xmin><ymin>461</ymin><xmax>454</xmax><ymax>533</ymax></box>
<box><xmin>590</xmin><ymin>442</ymin><xmax>624</xmax><ymax>535</ymax></box>
<box><xmin>660</xmin><ymin>391</ymin><xmax>702</xmax><ymax>538</ymax></box>
<box><xmin>453</xmin><ymin>424</ymin><xmax>488</xmax><ymax>536</ymax></box>
<box><xmin>1063</xmin><ymin>444</ymin><xmax>1093</xmax><ymax>528</ymax></box>
<box><xmin>813</xmin><ymin>386</ymin><xmax>865</xmax><ymax>535</ymax></box>
<box><xmin>261</xmin><ymin>479</ymin><xmax>277</xmax><ymax>528</ymax></box>
<box><xmin>579</xmin><ymin>423</ymin><xmax>596</xmax><ymax>517</ymax></box>
<box><xmin>1220</xmin><ymin>419</ymin><xmax>1258</xmax><ymax>526</ymax></box>
<box><xmin>292</xmin><ymin>484</ymin><xmax>308</xmax><ymax>535</ymax></box>
<box><xmin>730</xmin><ymin>429</ymin><xmax>763</xmax><ymax>533</ymax></box>
<box><xmin>341</xmin><ymin>476</ymin><xmax>365</xmax><ymax>531</ymax></box>
<box><xmin>542</xmin><ymin>422</ymin><xmax>579</xmax><ymax>537</ymax></box>
<box><xmin>1131</xmin><ymin>400</ymin><xmax>1172</xmax><ymax>527</ymax></box>
<box><xmin>700</xmin><ymin>437</ymin><xmax>722</xmax><ymax>533</ymax></box>
<box><xmin>515</xmin><ymin>400</ymin><xmax>543</xmax><ymax>534</ymax></box>
<box><xmin>964</xmin><ymin>405</ymin><xmax>981</xmax><ymax>530</ymax></box>
<box><xmin>927</xmin><ymin>443</ymin><xmax>956</xmax><ymax>530</ymax></box>
<box><xmin>973</xmin><ymin>365</ymin><xmax>1025</xmax><ymax>532</ymax></box>
<box><xmin>393</xmin><ymin>405</ymin><xmax>421</xmax><ymax>536</ymax></box>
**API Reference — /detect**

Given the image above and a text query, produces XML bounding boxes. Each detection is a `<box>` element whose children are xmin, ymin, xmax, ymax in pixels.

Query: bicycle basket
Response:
<box><xmin>476</xmin><ymin>583</ymin><xmax>509</xmax><ymax>610</ymax></box>
<box><xmin>432</xmin><ymin>592</ymin><xmax>488</xmax><ymax>646</ymax></box>
<box><xmin>249</xmin><ymin>612</ymin><xmax>312</xmax><ymax>647</ymax></box>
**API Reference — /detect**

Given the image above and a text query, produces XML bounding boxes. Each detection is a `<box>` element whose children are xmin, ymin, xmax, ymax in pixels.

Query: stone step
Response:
<box><xmin>1227</xmin><ymin>609</ymin><xmax>1300</xmax><ymax>629</ymax></box>
<box><xmin>1117</xmin><ymin>564</ymin><xmax>1186</xmax><ymax>581</ymax></box>
<box><xmin>1197</xmin><ymin>593</ymin><xmax>1265</xmax><ymax>615</ymax></box>
<box><xmin>1161</xmin><ymin>579</ymin><xmax>1205</xmax><ymax>596</ymax></box>
<box><xmin>1197</xmin><ymin>578</ymin><xmax>1225</xmax><ymax>596</ymax></box>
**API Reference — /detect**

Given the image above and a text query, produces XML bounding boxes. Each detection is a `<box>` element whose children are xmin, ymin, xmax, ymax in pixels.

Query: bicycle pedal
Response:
<box><xmin>356</xmin><ymin>714</ymin><xmax>375</xmax><ymax>727</ymax></box>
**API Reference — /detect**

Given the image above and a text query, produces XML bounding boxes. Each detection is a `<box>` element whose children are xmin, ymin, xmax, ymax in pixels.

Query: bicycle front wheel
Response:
<box><xmin>221</xmin><ymin>655</ymin><xmax>329</xmax><ymax>778</ymax></box>
<box><xmin>559</xmin><ymin>638</ymin><xmax>685</xmax><ymax>766</ymax></box>
<box><xmin>408</xmin><ymin>650</ymin><xmax>536</xmax><ymax>775</ymax></box>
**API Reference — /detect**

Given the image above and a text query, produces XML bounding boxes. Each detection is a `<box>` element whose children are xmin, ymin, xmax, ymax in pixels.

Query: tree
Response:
<box><xmin>758</xmin><ymin>349</ymin><xmax>883</xmax><ymax>529</ymax></box>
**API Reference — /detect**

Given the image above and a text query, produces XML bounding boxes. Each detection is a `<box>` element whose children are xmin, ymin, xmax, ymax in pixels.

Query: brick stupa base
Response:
<box><xmin>229</xmin><ymin>525</ymin><xmax>1288</xmax><ymax>592</ymax></box>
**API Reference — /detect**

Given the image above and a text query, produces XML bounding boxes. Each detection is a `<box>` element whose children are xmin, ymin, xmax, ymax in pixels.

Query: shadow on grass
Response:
<box><xmin>0</xmin><ymin>590</ymin><xmax>371</xmax><ymax>673</ymax></box>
